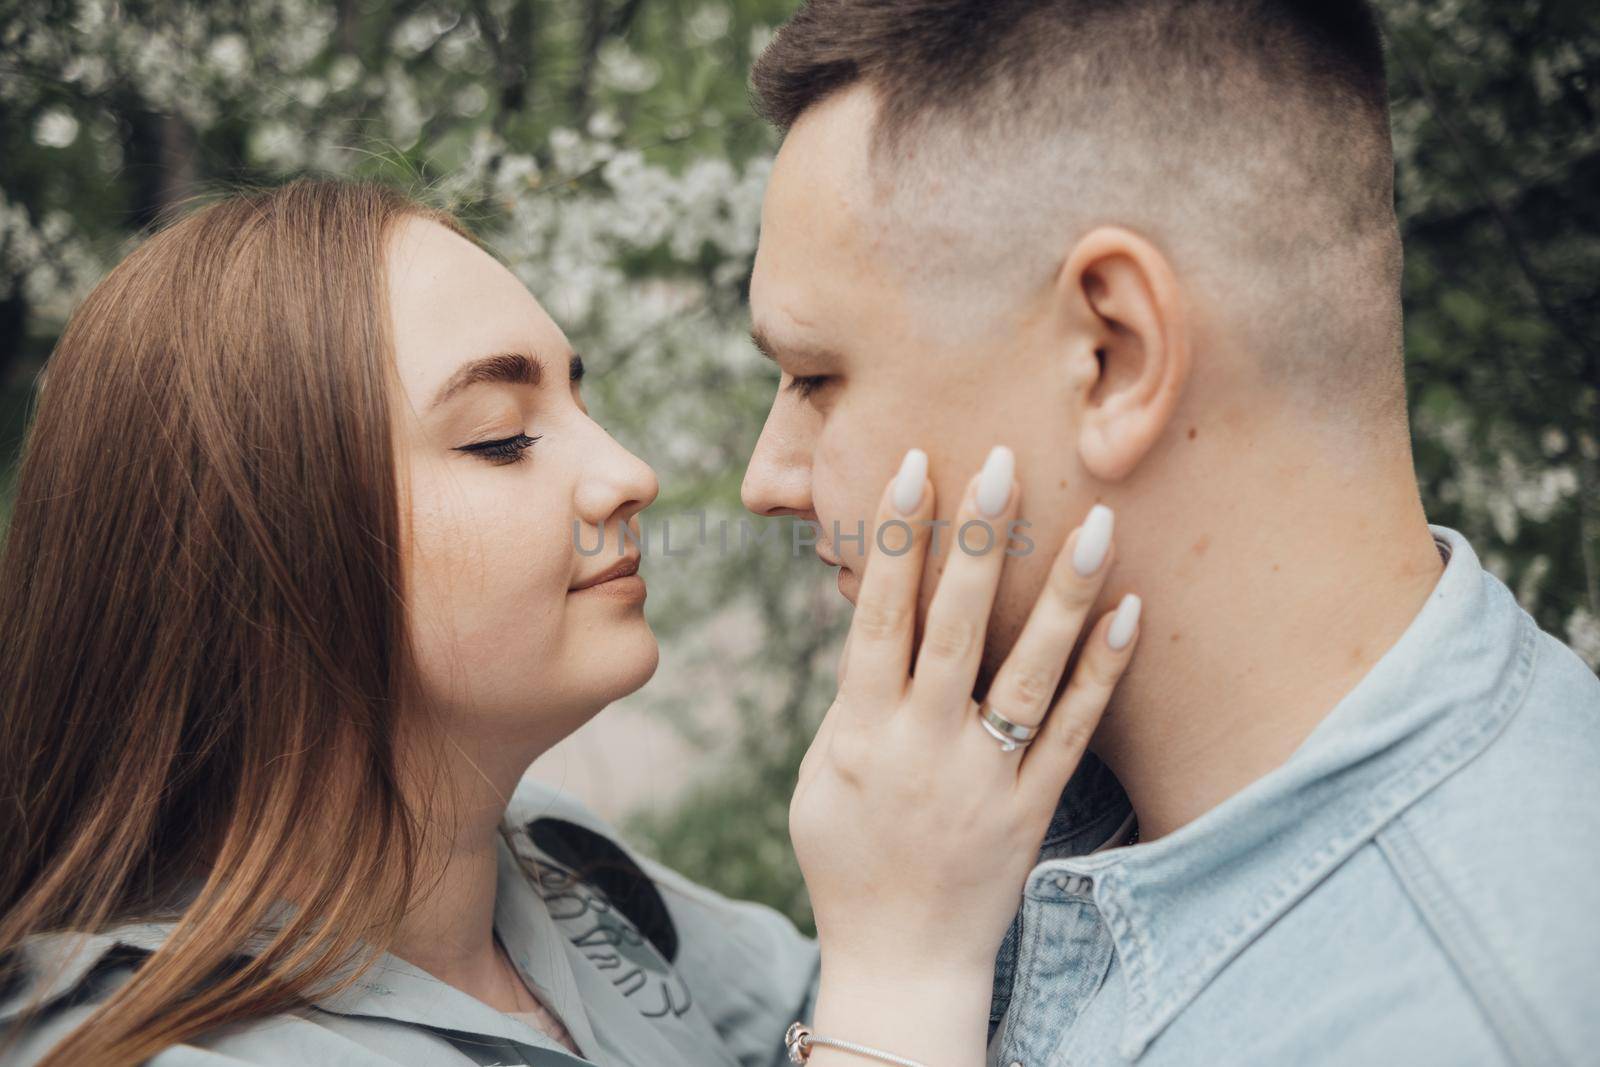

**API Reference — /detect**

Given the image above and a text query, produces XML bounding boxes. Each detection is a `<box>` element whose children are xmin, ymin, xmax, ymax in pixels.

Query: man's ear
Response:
<box><xmin>1056</xmin><ymin>226</ymin><xmax>1190</xmax><ymax>483</ymax></box>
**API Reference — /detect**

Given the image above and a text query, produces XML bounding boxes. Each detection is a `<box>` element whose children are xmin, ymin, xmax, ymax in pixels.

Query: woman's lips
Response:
<box><xmin>570</xmin><ymin>555</ymin><xmax>644</xmax><ymax>599</ymax></box>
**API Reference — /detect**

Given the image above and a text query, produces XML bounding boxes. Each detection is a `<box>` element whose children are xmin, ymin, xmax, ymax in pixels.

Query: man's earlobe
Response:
<box><xmin>1060</xmin><ymin>226</ymin><xmax>1190</xmax><ymax>483</ymax></box>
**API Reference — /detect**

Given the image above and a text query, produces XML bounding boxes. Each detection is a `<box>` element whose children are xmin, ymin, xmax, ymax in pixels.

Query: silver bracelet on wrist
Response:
<box><xmin>785</xmin><ymin>1022</ymin><xmax>931</xmax><ymax>1067</ymax></box>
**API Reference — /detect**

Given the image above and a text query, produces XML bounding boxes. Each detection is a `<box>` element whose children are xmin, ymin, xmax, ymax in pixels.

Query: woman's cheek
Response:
<box><xmin>402</xmin><ymin>465</ymin><xmax>570</xmax><ymax>698</ymax></box>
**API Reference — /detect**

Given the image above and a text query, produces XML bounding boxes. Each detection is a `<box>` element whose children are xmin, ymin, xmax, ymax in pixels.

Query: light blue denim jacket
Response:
<box><xmin>986</xmin><ymin>523</ymin><xmax>1600</xmax><ymax>1066</ymax></box>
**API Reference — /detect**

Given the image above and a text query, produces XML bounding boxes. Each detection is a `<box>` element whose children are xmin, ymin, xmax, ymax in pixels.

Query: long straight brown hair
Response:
<box><xmin>0</xmin><ymin>178</ymin><xmax>469</xmax><ymax>1065</ymax></box>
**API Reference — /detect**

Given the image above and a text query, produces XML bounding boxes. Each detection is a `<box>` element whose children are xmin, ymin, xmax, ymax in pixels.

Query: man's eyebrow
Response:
<box><xmin>749</xmin><ymin>324</ymin><xmax>842</xmax><ymax>367</ymax></box>
<box><xmin>749</xmin><ymin>325</ymin><xmax>780</xmax><ymax>364</ymax></box>
<box><xmin>428</xmin><ymin>350</ymin><xmax>554</xmax><ymax>411</ymax></box>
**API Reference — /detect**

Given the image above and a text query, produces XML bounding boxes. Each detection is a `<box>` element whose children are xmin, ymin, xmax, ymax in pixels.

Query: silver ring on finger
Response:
<box><xmin>977</xmin><ymin>702</ymin><xmax>1039</xmax><ymax>753</ymax></box>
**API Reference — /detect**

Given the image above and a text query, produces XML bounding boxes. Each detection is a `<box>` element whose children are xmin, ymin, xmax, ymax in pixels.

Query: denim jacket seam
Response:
<box><xmin>1100</xmin><ymin>877</ymin><xmax>1154</xmax><ymax>1037</ymax></box>
<box><xmin>1117</xmin><ymin>823</ymin><xmax>1354</xmax><ymax>1043</ymax></box>
<box><xmin>997</xmin><ymin>897</ymin><xmax>1050</xmax><ymax>1064</ymax></box>
<box><xmin>1375</xmin><ymin>815</ymin><xmax>1559</xmax><ymax>1066</ymax></box>
<box><xmin>1117</xmin><ymin>608</ymin><xmax>1540</xmax><ymax>1059</ymax></box>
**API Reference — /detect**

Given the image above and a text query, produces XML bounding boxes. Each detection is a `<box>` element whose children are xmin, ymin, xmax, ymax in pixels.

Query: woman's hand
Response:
<box><xmin>790</xmin><ymin>445</ymin><xmax>1141</xmax><ymax>1066</ymax></box>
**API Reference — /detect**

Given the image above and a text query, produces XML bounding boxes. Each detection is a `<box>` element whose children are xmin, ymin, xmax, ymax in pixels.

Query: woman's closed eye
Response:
<box><xmin>453</xmin><ymin>432</ymin><xmax>542</xmax><ymax>465</ymax></box>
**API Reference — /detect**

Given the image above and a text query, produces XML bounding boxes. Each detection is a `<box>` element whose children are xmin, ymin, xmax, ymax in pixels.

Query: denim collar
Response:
<box><xmin>1025</xmin><ymin>524</ymin><xmax>1540</xmax><ymax>1059</ymax></box>
<box><xmin>988</xmin><ymin>748</ymin><xmax>1134</xmax><ymax>1040</ymax></box>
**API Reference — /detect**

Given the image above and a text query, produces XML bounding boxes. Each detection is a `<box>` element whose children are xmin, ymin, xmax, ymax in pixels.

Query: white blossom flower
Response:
<box><xmin>687</xmin><ymin>3</ymin><xmax>732</xmax><ymax>44</ymax></box>
<box><xmin>33</xmin><ymin>109</ymin><xmax>80</xmax><ymax>149</ymax></box>
<box><xmin>597</xmin><ymin>39</ymin><xmax>661</xmax><ymax>94</ymax></box>
<box><xmin>1567</xmin><ymin>608</ymin><xmax>1600</xmax><ymax>670</ymax></box>
<box><xmin>207</xmin><ymin>34</ymin><xmax>249</xmax><ymax>80</ymax></box>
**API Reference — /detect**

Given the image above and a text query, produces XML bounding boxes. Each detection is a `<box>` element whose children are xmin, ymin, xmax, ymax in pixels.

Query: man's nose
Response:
<box><xmin>741</xmin><ymin>414</ymin><xmax>813</xmax><ymax>518</ymax></box>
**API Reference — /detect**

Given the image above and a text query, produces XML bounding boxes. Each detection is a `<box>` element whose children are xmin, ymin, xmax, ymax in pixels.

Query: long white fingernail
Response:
<box><xmin>892</xmin><ymin>448</ymin><xmax>928</xmax><ymax>514</ymax></box>
<box><xmin>1107</xmin><ymin>593</ymin><xmax>1142</xmax><ymax>650</ymax></box>
<box><xmin>976</xmin><ymin>445</ymin><xmax>1014</xmax><ymax>518</ymax></box>
<box><xmin>1072</xmin><ymin>505</ymin><xmax>1114</xmax><ymax>576</ymax></box>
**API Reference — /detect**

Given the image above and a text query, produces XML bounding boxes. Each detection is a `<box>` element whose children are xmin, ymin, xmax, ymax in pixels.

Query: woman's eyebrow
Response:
<box><xmin>428</xmin><ymin>351</ymin><xmax>543</xmax><ymax>411</ymax></box>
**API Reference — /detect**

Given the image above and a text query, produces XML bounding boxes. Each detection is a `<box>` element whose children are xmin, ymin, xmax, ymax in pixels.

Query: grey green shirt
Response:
<box><xmin>0</xmin><ymin>777</ymin><xmax>823</xmax><ymax>1066</ymax></box>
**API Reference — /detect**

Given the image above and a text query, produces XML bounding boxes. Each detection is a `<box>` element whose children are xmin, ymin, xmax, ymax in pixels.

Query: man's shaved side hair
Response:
<box><xmin>751</xmin><ymin>0</ymin><xmax>1408</xmax><ymax>429</ymax></box>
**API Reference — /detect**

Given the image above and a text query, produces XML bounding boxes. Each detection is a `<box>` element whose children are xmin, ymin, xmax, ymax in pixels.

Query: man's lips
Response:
<box><xmin>812</xmin><ymin>539</ymin><xmax>859</xmax><ymax>602</ymax></box>
<box><xmin>812</xmin><ymin>528</ymin><xmax>845</xmax><ymax>568</ymax></box>
<box><xmin>836</xmin><ymin>566</ymin><xmax>859</xmax><ymax>603</ymax></box>
<box><xmin>570</xmin><ymin>554</ymin><xmax>641</xmax><ymax>591</ymax></box>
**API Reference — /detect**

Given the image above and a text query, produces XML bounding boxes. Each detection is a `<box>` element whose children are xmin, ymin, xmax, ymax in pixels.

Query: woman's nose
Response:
<box><xmin>575</xmin><ymin>427</ymin><xmax>658</xmax><ymax>527</ymax></box>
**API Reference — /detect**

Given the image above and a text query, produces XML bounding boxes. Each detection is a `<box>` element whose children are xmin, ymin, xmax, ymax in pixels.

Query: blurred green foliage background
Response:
<box><xmin>1</xmin><ymin>0</ymin><xmax>1596</xmax><ymax>934</ymax></box>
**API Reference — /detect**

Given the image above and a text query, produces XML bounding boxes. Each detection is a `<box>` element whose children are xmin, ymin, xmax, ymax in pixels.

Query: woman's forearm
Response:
<box><xmin>803</xmin><ymin>956</ymin><xmax>992</xmax><ymax>1067</ymax></box>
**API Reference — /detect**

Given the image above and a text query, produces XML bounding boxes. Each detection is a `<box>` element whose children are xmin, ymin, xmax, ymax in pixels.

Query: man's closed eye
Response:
<box><xmin>787</xmin><ymin>374</ymin><xmax>834</xmax><ymax>402</ymax></box>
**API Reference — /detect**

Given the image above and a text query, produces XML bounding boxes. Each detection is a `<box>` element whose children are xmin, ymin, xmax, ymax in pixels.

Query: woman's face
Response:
<box><xmin>386</xmin><ymin>217</ymin><xmax>659</xmax><ymax>746</ymax></box>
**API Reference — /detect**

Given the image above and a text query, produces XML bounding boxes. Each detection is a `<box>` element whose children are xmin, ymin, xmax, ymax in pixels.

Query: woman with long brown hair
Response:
<box><xmin>0</xmin><ymin>177</ymin><xmax>1139</xmax><ymax>1066</ymax></box>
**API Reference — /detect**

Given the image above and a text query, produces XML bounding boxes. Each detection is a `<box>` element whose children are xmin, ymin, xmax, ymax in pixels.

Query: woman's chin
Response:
<box><xmin>585</xmin><ymin>629</ymin><xmax>660</xmax><ymax>703</ymax></box>
<box><xmin>623</xmin><ymin>638</ymin><xmax>661</xmax><ymax>693</ymax></box>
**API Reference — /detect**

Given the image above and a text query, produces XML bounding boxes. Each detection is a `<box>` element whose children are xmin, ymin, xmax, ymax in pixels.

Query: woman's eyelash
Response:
<box><xmin>787</xmin><ymin>374</ymin><xmax>831</xmax><ymax>401</ymax></box>
<box><xmin>455</xmin><ymin>433</ymin><xmax>542</xmax><ymax>465</ymax></box>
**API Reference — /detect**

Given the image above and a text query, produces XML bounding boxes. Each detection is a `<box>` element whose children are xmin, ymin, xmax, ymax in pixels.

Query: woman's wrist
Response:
<box><xmin>803</xmin><ymin>955</ymin><xmax>993</xmax><ymax>1066</ymax></box>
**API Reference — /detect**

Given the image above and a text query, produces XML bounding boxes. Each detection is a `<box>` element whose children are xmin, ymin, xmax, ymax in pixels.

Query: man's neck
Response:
<box><xmin>1089</xmin><ymin>448</ymin><xmax>1447</xmax><ymax>841</ymax></box>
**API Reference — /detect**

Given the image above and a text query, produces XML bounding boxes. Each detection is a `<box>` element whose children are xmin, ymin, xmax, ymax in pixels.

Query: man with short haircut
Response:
<box><xmin>740</xmin><ymin>2</ymin><xmax>1600</xmax><ymax>1063</ymax></box>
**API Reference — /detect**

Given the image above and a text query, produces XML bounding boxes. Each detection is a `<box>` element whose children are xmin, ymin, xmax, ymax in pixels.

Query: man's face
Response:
<box><xmin>741</xmin><ymin>85</ymin><xmax>1093</xmax><ymax>682</ymax></box>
